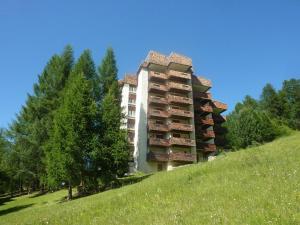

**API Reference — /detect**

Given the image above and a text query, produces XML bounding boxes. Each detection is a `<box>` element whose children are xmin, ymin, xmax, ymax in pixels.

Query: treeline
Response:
<box><xmin>225</xmin><ymin>79</ymin><xmax>300</xmax><ymax>149</ymax></box>
<box><xmin>0</xmin><ymin>46</ymin><xmax>129</xmax><ymax>199</ymax></box>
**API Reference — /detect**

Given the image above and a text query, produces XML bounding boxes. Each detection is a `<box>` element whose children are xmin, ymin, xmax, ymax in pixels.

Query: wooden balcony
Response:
<box><xmin>149</xmin><ymin>95</ymin><xmax>168</xmax><ymax>105</ymax></box>
<box><xmin>197</xmin><ymin>143</ymin><xmax>217</xmax><ymax>153</ymax></box>
<box><xmin>149</xmin><ymin>138</ymin><xmax>170</xmax><ymax>147</ymax></box>
<box><xmin>148</xmin><ymin>83</ymin><xmax>168</xmax><ymax>93</ymax></box>
<box><xmin>168</xmin><ymin>123</ymin><xmax>193</xmax><ymax>132</ymax></box>
<box><xmin>199</xmin><ymin>118</ymin><xmax>214</xmax><ymax>127</ymax></box>
<box><xmin>168</xmin><ymin>70</ymin><xmax>191</xmax><ymax>80</ymax></box>
<box><xmin>169</xmin><ymin>152</ymin><xmax>196</xmax><ymax>162</ymax></box>
<box><xmin>170</xmin><ymin>137</ymin><xmax>196</xmax><ymax>146</ymax></box>
<box><xmin>192</xmin><ymin>76</ymin><xmax>212</xmax><ymax>92</ymax></box>
<box><xmin>147</xmin><ymin>151</ymin><xmax>169</xmax><ymax>162</ymax></box>
<box><xmin>168</xmin><ymin>94</ymin><xmax>193</xmax><ymax>105</ymax></box>
<box><xmin>212</xmin><ymin>100</ymin><xmax>227</xmax><ymax>113</ymax></box>
<box><xmin>149</xmin><ymin>71</ymin><xmax>167</xmax><ymax>81</ymax></box>
<box><xmin>198</xmin><ymin>130</ymin><xmax>215</xmax><ymax>140</ymax></box>
<box><xmin>148</xmin><ymin>121</ymin><xmax>168</xmax><ymax>132</ymax></box>
<box><xmin>196</xmin><ymin>105</ymin><xmax>213</xmax><ymax>114</ymax></box>
<box><xmin>168</xmin><ymin>82</ymin><xmax>192</xmax><ymax>92</ymax></box>
<box><xmin>148</xmin><ymin>109</ymin><xmax>168</xmax><ymax>118</ymax></box>
<box><xmin>193</xmin><ymin>92</ymin><xmax>212</xmax><ymax>100</ymax></box>
<box><xmin>168</xmin><ymin>108</ymin><xmax>193</xmax><ymax>118</ymax></box>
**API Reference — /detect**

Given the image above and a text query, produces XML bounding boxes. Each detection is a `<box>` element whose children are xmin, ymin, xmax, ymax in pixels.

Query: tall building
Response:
<box><xmin>119</xmin><ymin>51</ymin><xmax>227</xmax><ymax>173</ymax></box>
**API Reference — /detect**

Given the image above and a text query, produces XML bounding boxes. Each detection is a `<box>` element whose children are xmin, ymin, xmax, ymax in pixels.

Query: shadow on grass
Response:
<box><xmin>0</xmin><ymin>203</ymin><xmax>34</xmax><ymax>216</ymax></box>
<box><xmin>29</xmin><ymin>191</ymin><xmax>49</xmax><ymax>199</ymax></box>
<box><xmin>58</xmin><ymin>173</ymin><xmax>153</xmax><ymax>203</ymax></box>
<box><xmin>0</xmin><ymin>196</ymin><xmax>14</xmax><ymax>206</ymax></box>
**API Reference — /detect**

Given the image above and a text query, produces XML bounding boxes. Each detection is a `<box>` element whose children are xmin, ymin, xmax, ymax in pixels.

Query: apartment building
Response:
<box><xmin>119</xmin><ymin>51</ymin><xmax>227</xmax><ymax>173</ymax></box>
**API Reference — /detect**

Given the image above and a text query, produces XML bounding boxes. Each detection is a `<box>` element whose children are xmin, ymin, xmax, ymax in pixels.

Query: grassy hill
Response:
<box><xmin>1</xmin><ymin>133</ymin><xmax>299</xmax><ymax>225</ymax></box>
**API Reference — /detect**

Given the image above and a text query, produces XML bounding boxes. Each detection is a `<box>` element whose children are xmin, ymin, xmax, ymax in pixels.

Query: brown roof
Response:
<box><xmin>144</xmin><ymin>51</ymin><xmax>193</xmax><ymax>67</ymax></box>
<box><xmin>120</xmin><ymin>74</ymin><xmax>137</xmax><ymax>86</ymax></box>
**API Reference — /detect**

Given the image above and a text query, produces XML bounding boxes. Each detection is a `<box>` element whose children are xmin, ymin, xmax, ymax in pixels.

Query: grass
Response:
<box><xmin>0</xmin><ymin>132</ymin><xmax>300</xmax><ymax>225</ymax></box>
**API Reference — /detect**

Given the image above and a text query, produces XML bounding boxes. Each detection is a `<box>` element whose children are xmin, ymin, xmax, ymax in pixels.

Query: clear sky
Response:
<box><xmin>0</xmin><ymin>0</ymin><xmax>299</xmax><ymax>128</ymax></box>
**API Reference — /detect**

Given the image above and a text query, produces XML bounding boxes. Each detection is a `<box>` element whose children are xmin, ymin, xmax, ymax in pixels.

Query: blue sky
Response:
<box><xmin>0</xmin><ymin>0</ymin><xmax>300</xmax><ymax>128</ymax></box>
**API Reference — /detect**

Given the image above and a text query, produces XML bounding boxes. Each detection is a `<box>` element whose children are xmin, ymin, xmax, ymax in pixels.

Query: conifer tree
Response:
<box><xmin>47</xmin><ymin>72</ymin><xmax>98</xmax><ymax>199</ymax></box>
<box><xmin>260</xmin><ymin>83</ymin><xmax>282</xmax><ymax>117</ymax></box>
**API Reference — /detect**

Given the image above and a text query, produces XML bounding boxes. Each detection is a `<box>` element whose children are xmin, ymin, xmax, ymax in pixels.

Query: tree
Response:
<box><xmin>98</xmin><ymin>47</ymin><xmax>118</xmax><ymax>99</ymax></box>
<box><xmin>280</xmin><ymin>79</ymin><xmax>300</xmax><ymax>129</ymax></box>
<box><xmin>260</xmin><ymin>83</ymin><xmax>282</xmax><ymax>117</ymax></box>
<box><xmin>47</xmin><ymin>71</ymin><xmax>98</xmax><ymax>200</ymax></box>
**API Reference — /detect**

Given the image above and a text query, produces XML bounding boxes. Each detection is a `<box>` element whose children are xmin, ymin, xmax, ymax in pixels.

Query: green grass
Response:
<box><xmin>1</xmin><ymin>133</ymin><xmax>300</xmax><ymax>225</ymax></box>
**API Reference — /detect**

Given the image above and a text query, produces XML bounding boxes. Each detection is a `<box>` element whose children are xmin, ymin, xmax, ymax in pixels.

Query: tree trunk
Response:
<box><xmin>67</xmin><ymin>182</ymin><xmax>72</xmax><ymax>200</ymax></box>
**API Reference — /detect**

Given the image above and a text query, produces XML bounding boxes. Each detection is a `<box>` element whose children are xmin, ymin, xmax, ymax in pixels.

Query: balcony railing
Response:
<box><xmin>149</xmin><ymin>138</ymin><xmax>170</xmax><ymax>147</ymax></box>
<box><xmin>192</xmin><ymin>76</ymin><xmax>212</xmax><ymax>89</ymax></box>
<box><xmin>193</xmin><ymin>92</ymin><xmax>212</xmax><ymax>100</ymax></box>
<box><xmin>149</xmin><ymin>95</ymin><xmax>168</xmax><ymax>105</ymax></box>
<box><xmin>148</xmin><ymin>109</ymin><xmax>168</xmax><ymax>118</ymax></box>
<box><xmin>168</xmin><ymin>108</ymin><xmax>193</xmax><ymax>118</ymax></box>
<box><xmin>198</xmin><ymin>105</ymin><xmax>213</xmax><ymax>114</ymax></box>
<box><xmin>168</xmin><ymin>82</ymin><xmax>192</xmax><ymax>92</ymax></box>
<box><xmin>149</xmin><ymin>71</ymin><xmax>167</xmax><ymax>80</ymax></box>
<box><xmin>168</xmin><ymin>123</ymin><xmax>193</xmax><ymax>132</ymax></box>
<box><xmin>148</xmin><ymin>83</ymin><xmax>168</xmax><ymax>92</ymax></box>
<box><xmin>199</xmin><ymin>118</ymin><xmax>214</xmax><ymax>126</ymax></box>
<box><xmin>148</xmin><ymin>121</ymin><xmax>168</xmax><ymax>132</ymax></box>
<box><xmin>168</xmin><ymin>70</ymin><xmax>191</xmax><ymax>80</ymax></box>
<box><xmin>169</xmin><ymin>152</ymin><xmax>196</xmax><ymax>162</ymax></box>
<box><xmin>197</xmin><ymin>143</ymin><xmax>217</xmax><ymax>152</ymax></box>
<box><xmin>212</xmin><ymin>100</ymin><xmax>227</xmax><ymax>113</ymax></box>
<box><xmin>168</xmin><ymin>94</ymin><xmax>193</xmax><ymax>105</ymax></box>
<box><xmin>147</xmin><ymin>151</ymin><xmax>169</xmax><ymax>162</ymax></box>
<box><xmin>170</xmin><ymin>137</ymin><xmax>196</xmax><ymax>146</ymax></box>
<box><xmin>200</xmin><ymin>130</ymin><xmax>215</xmax><ymax>139</ymax></box>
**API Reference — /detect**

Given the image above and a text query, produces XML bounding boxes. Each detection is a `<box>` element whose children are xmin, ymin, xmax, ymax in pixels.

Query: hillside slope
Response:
<box><xmin>1</xmin><ymin>133</ymin><xmax>300</xmax><ymax>225</ymax></box>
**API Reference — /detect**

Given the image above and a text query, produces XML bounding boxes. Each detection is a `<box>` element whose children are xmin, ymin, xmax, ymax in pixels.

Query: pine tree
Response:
<box><xmin>47</xmin><ymin>71</ymin><xmax>98</xmax><ymax>199</ymax></box>
<box><xmin>260</xmin><ymin>83</ymin><xmax>282</xmax><ymax>117</ymax></box>
<box><xmin>98</xmin><ymin>47</ymin><xmax>118</xmax><ymax>99</ymax></box>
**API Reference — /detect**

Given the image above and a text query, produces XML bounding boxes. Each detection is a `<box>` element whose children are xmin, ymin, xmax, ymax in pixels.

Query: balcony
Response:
<box><xmin>192</xmin><ymin>76</ymin><xmax>212</xmax><ymax>92</ymax></box>
<box><xmin>199</xmin><ymin>118</ymin><xmax>214</xmax><ymax>127</ymax></box>
<box><xmin>168</xmin><ymin>82</ymin><xmax>192</xmax><ymax>92</ymax></box>
<box><xmin>149</xmin><ymin>138</ymin><xmax>170</xmax><ymax>147</ymax></box>
<box><xmin>168</xmin><ymin>123</ymin><xmax>193</xmax><ymax>132</ymax></box>
<box><xmin>212</xmin><ymin>100</ymin><xmax>227</xmax><ymax>113</ymax></box>
<box><xmin>149</xmin><ymin>71</ymin><xmax>167</xmax><ymax>81</ymax></box>
<box><xmin>168</xmin><ymin>94</ymin><xmax>193</xmax><ymax>105</ymax></box>
<box><xmin>168</xmin><ymin>53</ymin><xmax>192</xmax><ymax>71</ymax></box>
<box><xmin>148</xmin><ymin>121</ymin><xmax>168</xmax><ymax>132</ymax></box>
<box><xmin>193</xmin><ymin>92</ymin><xmax>212</xmax><ymax>100</ymax></box>
<box><xmin>168</xmin><ymin>70</ymin><xmax>191</xmax><ymax>80</ymax></box>
<box><xmin>199</xmin><ymin>130</ymin><xmax>215</xmax><ymax>140</ymax></box>
<box><xmin>197</xmin><ymin>105</ymin><xmax>213</xmax><ymax>115</ymax></box>
<box><xmin>170</xmin><ymin>137</ymin><xmax>196</xmax><ymax>146</ymax></box>
<box><xmin>147</xmin><ymin>151</ymin><xmax>169</xmax><ymax>162</ymax></box>
<box><xmin>197</xmin><ymin>143</ymin><xmax>217</xmax><ymax>153</ymax></box>
<box><xmin>149</xmin><ymin>95</ymin><xmax>168</xmax><ymax>105</ymax></box>
<box><xmin>168</xmin><ymin>108</ymin><xmax>193</xmax><ymax>118</ymax></box>
<box><xmin>148</xmin><ymin>83</ymin><xmax>168</xmax><ymax>93</ymax></box>
<box><xmin>148</xmin><ymin>109</ymin><xmax>168</xmax><ymax>118</ymax></box>
<box><xmin>169</xmin><ymin>152</ymin><xmax>196</xmax><ymax>162</ymax></box>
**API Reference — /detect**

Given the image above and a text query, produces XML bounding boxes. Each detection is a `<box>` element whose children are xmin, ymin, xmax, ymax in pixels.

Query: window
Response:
<box><xmin>156</xmin><ymin>134</ymin><xmax>164</xmax><ymax>139</ymax></box>
<box><xmin>173</xmin><ymin>133</ymin><xmax>181</xmax><ymax>138</ymax></box>
<box><xmin>129</xmin><ymin>98</ymin><xmax>136</xmax><ymax>104</ymax></box>
<box><xmin>129</xmin><ymin>85</ymin><xmax>136</xmax><ymax>92</ymax></box>
<box><xmin>128</xmin><ymin>110</ymin><xmax>135</xmax><ymax>117</ymax></box>
<box><xmin>155</xmin><ymin>120</ymin><xmax>163</xmax><ymax>125</ymax></box>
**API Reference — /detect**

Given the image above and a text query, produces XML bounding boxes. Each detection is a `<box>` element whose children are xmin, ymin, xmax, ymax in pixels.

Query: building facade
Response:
<box><xmin>119</xmin><ymin>51</ymin><xmax>227</xmax><ymax>173</ymax></box>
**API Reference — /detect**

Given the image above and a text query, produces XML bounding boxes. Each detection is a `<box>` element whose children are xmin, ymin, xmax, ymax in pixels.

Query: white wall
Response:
<box><xmin>134</xmin><ymin>68</ymin><xmax>156</xmax><ymax>173</ymax></box>
<box><xmin>120</xmin><ymin>83</ymin><xmax>129</xmax><ymax>129</ymax></box>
